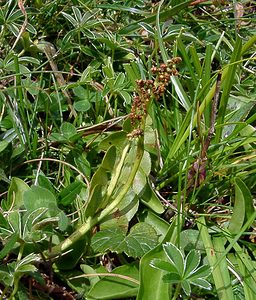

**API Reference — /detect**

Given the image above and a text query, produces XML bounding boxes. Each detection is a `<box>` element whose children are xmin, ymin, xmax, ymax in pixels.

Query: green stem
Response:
<box><xmin>106</xmin><ymin>143</ymin><xmax>130</xmax><ymax>200</ymax></box>
<box><xmin>171</xmin><ymin>283</ymin><xmax>181</xmax><ymax>300</ymax></box>
<box><xmin>98</xmin><ymin>137</ymin><xmax>144</xmax><ymax>221</ymax></box>
<box><xmin>45</xmin><ymin>136</ymin><xmax>144</xmax><ymax>258</ymax></box>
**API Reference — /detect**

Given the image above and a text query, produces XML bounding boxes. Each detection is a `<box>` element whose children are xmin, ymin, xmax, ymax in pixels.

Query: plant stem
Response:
<box><xmin>44</xmin><ymin>136</ymin><xmax>144</xmax><ymax>258</ymax></box>
<box><xmin>105</xmin><ymin>143</ymin><xmax>130</xmax><ymax>201</ymax></box>
<box><xmin>172</xmin><ymin>283</ymin><xmax>181</xmax><ymax>300</ymax></box>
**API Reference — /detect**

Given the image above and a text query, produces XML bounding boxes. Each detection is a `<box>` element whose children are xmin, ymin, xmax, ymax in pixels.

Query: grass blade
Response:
<box><xmin>215</xmin><ymin>37</ymin><xmax>242</xmax><ymax>142</ymax></box>
<box><xmin>213</xmin><ymin>237</ymin><xmax>234</xmax><ymax>300</ymax></box>
<box><xmin>197</xmin><ymin>217</ymin><xmax>230</xmax><ymax>300</ymax></box>
<box><xmin>119</xmin><ymin>1</ymin><xmax>192</xmax><ymax>35</ymax></box>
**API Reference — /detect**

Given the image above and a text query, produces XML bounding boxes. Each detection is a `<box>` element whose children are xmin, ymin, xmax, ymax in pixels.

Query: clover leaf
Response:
<box><xmin>150</xmin><ymin>242</ymin><xmax>211</xmax><ymax>297</ymax></box>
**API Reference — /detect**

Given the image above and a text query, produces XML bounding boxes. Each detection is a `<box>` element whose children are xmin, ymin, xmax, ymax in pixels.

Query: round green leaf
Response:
<box><xmin>74</xmin><ymin>100</ymin><xmax>91</xmax><ymax>112</ymax></box>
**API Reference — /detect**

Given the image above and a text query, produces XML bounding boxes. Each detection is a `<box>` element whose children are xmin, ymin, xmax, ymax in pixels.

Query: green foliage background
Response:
<box><xmin>0</xmin><ymin>0</ymin><xmax>255</xmax><ymax>299</ymax></box>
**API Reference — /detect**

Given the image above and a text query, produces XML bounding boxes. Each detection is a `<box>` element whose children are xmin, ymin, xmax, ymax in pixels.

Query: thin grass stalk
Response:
<box><xmin>215</xmin><ymin>37</ymin><xmax>242</xmax><ymax>142</ymax></box>
<box><xmin>177</xmin><ymin>37</ymin><xmax>197</xmax><ymax>88</ymax></box>
<box><xmin>197</xmin><ymin>216</ymin><xmax>229</xmax><ymax>300</ymax></box>
<box><xmin>213</xmin><ymin>236</ymin><xmax>234</xmax><ymax>300</ymax></box>
<box><xmin>236</xmin><ymin>254</ymin><xmax>256</xmax><ymax>299</ymax></box>
<box><xmin>13</xmin><ymin>54</ymin><xmax>30</xmax><ymax>151</ymax></box>
<box><xmin>214</xmin><ymin>211</ymin><xmax>256</xmax><ymax>269</ymax></box>
<box><xmin>165</xmin><ymin>35</ymin><xmax>256</xmax><ymax>164</ymax></box>
<box><xmin>202</xmin><ymin>43</ymin><xmax>213</xmax><ymax>127</ymax></box>
<box><xmin>156</xmin><ymin>0</ymin><xmax>168</xmax><ymax>64</ymax></box>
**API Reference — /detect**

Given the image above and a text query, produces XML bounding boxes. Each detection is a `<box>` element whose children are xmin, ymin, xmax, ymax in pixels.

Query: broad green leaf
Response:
<box><xmin>223</xmin><ymin>95</ymin><xmax>255</xmax><ymax>139</ymax></box>
<box><xmin>49</xmin><ymin>133</ymin><xmax>67</xmax><ymax>142</ymax></box>
<box><xmin>22</xmin><ymin>207</ymin><xmax>49</xmax><ymax>239</ymax></box>
<box><xmin>162</xmin><ymin>272</ymin><xmax>181</xmax><ymax>283</ymax></box>
<box><xmin>0</xmin><ymin>212</ymin><xmax>10</xmax><ymax>230</ymax></box>
<box><xmin>132</xmin><ymin>150</ymin><xmax>151</xmax><ymax>195</ymax></box>
<box><xmin>184</xmin><ymin>250</ymin><xmax>200</xmax><ymax>278</ymax></box>
<box><xmin>228</xmin><ymin>178</ymin><xmax>255</xmax><ymax>234</ymax></box>
<box><xmin>122</xmin><ymin>223</ymin><xmax>158</xmax><ymax>257</ymax></box>
<box><xmin>150</xmin><ymin>259</ymin><xmax>179</xmax><ymax>274</ymax></box>
<box><xmin>180</xmin><ymin>229</ymin><xmax>204</xmax><ymax>252</ymax></box>
<box><xmin>92</xmin><ymin>223</ymin><xmax>158</xmax><ymax>258</ymax></box>
<box><xmin>92</xmin><ymin>227</ymin><xmax>124</xmax><ymax>252</ymax></box>
<box><xmin>0</xmin><ymin>233</ymin><xmax>19</xmax><ymax>260</ymax></box>
<box><xmin>85</xmin><ymin>184</ymin><xmax>103</xmax><ymax>217</ymax></box>
<box><xmin>55</xmin><ymin>237</ymin><xmax>87</xmax><ymax>270</ymax></box>
<box><xmin>15</xmin><ymin>264</ymin><xmax>37</xmax><ymax>275</ymax></box>
<box><xmin>0</xmin><ymin>140</ymin><xmax>9</xmax><ymax>152</ymax></box>
<box><xmin>139</xmin><ymin>151</ymin><xmax>151</xmax><ymax>176</ymax></box>
<box><xmin>87</xmin><ymin>264</ymin><xmax>139</xmax><ymax>300</ymax></box>
<box><xmin>102</xmin><ymin>57</ymin><xmax>115</xmax><ymax>78</ymax></box>
<box><xmin>139</xmin><ymin>181</ymin><xmax>164</xmax><ymax>214</ymax></box>
<box><xmin>186</xmin><ymin>264</ymin><xmax>211</xmax><ymax>280</ymax></box>
<box><xmin>74</xmin><ymin>153</ymin><xmax>91</xmax><ymax>178</ymax></box>
<box><xmin>119</xmin><ymin>90</ymin><xmax>131</xmax><ymax>104</ymax></box>
<box><xmin>123</xmin><ymin>61</ymin><xmax>141</xmax><ymax>85</ymax></box>
<box><xmin>189</xmin><ymin>278</ymin><xmax>211</xmax><ymax>290</ymax></box>
<box><xmin>227</xmin><ymin>238</ymin><xmax>256</xmax><ymax>294</ymax></box>
<box><xmin>101</xmin><ymin>190</ymin><xmax>139</xmax><ymax>233</ymax></box>
<box><xmin>144</xmin><ymin>121</ymin><xmax>158</xmax><ymax>155</ymax></box>
<box><xmin>101</xmin><ymin>145</ymin><xmax>116</xmax><ymax>171</ymax></box>
<box><xmin>62</xmin><ymin>11</ymin><xmax>77</xmax><ymax>26</ymax></box>
<box><xmin>133</xmin><ymin>169</ymin><xmax>146</xmax><ymax>195</ymax></box>
<box><xmin>116</xmin><ymin>190</ymin><xmax>139</xmax><ymax>223</ymax></box>
<box><xmin>100</xmin><ymin>215</ymin><xmax>129</xmax><ymax>234</ymax></box>
<box><xmin>7</xmin><ymin>211</ymin><xmax>22</xmax><ymax>237</ymax></box>
<box><xmin>0</xmin><ymin>269</ymin><xmax>13</xmax><ymax>286</ymax></box>
<box><xmin>58</xmin><ymin>211</ymin><xmax>69</xmax><ymax>231</ymax></box>
<box><xmin>74</xmin><ymin>100</ymin><xmax>91</xmax><ymax>112</ymax></box>
<box><xmin>113</xmin><ymin>72</ymin><xmax>125</xmax><ymax>88</ymax></box>
<box><xmin>24</xmin><ymin>186</ymin><xmax>60</xmax><ymax>217</ymax></box>
<box><xmin>138</xmin><ymin>210</ymin><xmax>168</xmax><ymax>241</ymax></box>
<box><xmin>90</xmin><ymin>166</ymin><xmax>108</xmax><ymax>192</ymax></box>
<box><xmin>58</xmin><ymin>181</ymin><xmax>84</xmax><ymax>206</ymax></box>
<box><xmin>181</xmin><ymin>280</ymin><xmax>191</xmax><ymax>296</ymax></box>
<box><xmin>5</xmin><ymin>177</ymin><xmax>30</xmax><ymax>210</ymax></box>
<box><xmin>11</xmin><ymin>144</ymin><xmax>25</xmax><ymax>159</ymax></box>
<box><xmin>163</xmin><ymin>243</ymin><xmax>184</xmax><ymax>276</ymax></box>
<box><xmin>98</xmin><ymin>132</ymin><xmax>127</xmax><ymax>151</ymax></box>
<box><xmin>37</xmin><ymin>173</ymin><xmax>55</xmax><ymax>194</ymax></box>
<box><xmin>80</xmin><ymin>264</ymin><xmax>100</xmax><ymax>287</ymax></box>
<box><xmin>60</xmin><ymin>122</ymin><xmax>77</xmax><ymax>139</ymax></box>
<box><xmin>137</xmin><ymin>217</ymin><xmax>178</xmax><ymax>300</ymax></box>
